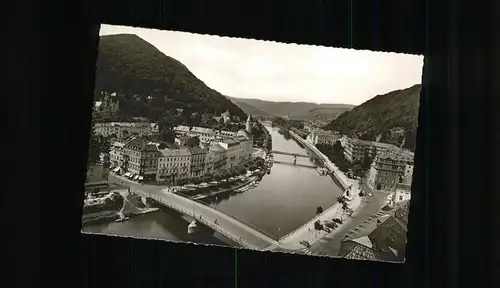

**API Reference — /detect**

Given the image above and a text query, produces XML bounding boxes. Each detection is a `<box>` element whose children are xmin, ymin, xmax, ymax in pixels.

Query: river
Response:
<box><xmin>83</xmin><ymin>126</ymin><xmax>344</xmax><ymax>245</ymax></box>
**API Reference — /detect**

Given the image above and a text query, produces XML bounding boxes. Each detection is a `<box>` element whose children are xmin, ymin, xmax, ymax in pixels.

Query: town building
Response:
<box><xmin>204</xmin><ymin>144</ymin><xmax>227</xmax><ymax>175</ymax></box>
<box><xmin>221</xmin><ymin>110</ymin><xmax>231</xmax><ymax>123</ymax></box>
<box><xmin>367</xmin><ymin>150</ymin><xmax>415</xmax><ymax>192</ymax></box>
<box><xmin>303</xmin><ymin>121</ymin><xmax>313</xmax><ymax>132</ymax></box>
<box><xmin>109</xmin><ymin>141</ymin><xmax>126</xmax><ymax>168</ymax></box>
<box><xmin>187</xmin><ymin>146</ymin><xmax>207</xmax><ymax>178</ymax></box>
<box><xmin>94</xmin><ymin>92</ymin><xmax>119</xmax><ymax>118</ymax></box>
<box><xmin>94</xmin><ymin>122</ymin><xmax>156</xmax><ymax>138</ymax></box>
<box><xmin>309</xmin><ymin>129</ymin><xmax>340</xmax><ymax>145</ymax></box>
<box><xmin>218</xmin><ymin>138</ymin><xmax>241</xmax><ymax>169</ymax></box>
<box><xmin>173</xmin><ymin>125</ymin><xmax>236</xmax><ymax>144</ymax></box>
<box><xmin>120</xmin><ymin>137</ymin><xmax>160</xmax><ymax>182</ymax></box>
<box><xmin>156</xmin><ymin>148</ymin><xmax>191</xmax><ymax>184</ymax></box>
<box><xmin>343</xmin><ymin>138</ymin><xmax>397</xmax><ymax>163</ymax></box>
<box><xmin>338</xmin><ymin>204</ymin><xmax>409</xmax><ymax>262</ymax></box>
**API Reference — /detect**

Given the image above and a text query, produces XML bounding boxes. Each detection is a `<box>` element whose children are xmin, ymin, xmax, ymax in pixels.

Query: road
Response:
<box><xmin>108</xmin><ymin>174</ymin><xmax>278</xmax><ymax>250</ymax></box>
<box><xmin>276</xmin><ymin>192</ymin><xmax>363</xmax><ymax>250</ymax></box>
<box><xmin>298</xmin><ymin>188</ymin><xmax>391</xmax><ymax>256</ymax></box>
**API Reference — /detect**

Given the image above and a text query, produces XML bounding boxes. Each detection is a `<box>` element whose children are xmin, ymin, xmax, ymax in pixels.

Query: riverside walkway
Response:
<box><xmin>288</xmin><ymin>130</ymin><xmax>352</xmax><ymax>189</ymax></box>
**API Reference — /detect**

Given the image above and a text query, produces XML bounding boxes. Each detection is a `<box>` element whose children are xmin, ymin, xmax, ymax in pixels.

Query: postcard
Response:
<box><xmin>83</xmin><ymin>24</ymin><xmax>423</xmax><ymax>263</ymax></box>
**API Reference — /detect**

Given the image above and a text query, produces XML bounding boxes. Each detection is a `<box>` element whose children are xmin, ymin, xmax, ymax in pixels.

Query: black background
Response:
<box><xmin>4</xmin><ymin>0</ymin><xmax>498</xmax><ymax>287</ymax></box>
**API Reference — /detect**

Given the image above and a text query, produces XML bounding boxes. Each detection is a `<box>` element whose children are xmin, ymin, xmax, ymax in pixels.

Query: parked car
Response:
<box><xmin>332</xmin><ymin>218</ymin><xmax>343</xmax><ymax>224</ymax></box>
<box><xmin>324</xmin><ymin>221</ymin><xmax>338</xmax><ymax>229</ymax></box>
<box><xmin>323</xmin><ymin>227</ymin><xmax>332</xmax><ymax>233</ymax></box>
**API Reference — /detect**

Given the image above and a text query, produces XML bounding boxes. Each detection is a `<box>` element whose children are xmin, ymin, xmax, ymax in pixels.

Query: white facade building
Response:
<box><xmin>174</xmin><ymin>125</ymin><xmax>236</xmax><ymax>144</ymax></box>
<box><xmin>156</xmin><ymin>148</ymin><xmax>191</xmax><ymax>183</ymax></box>
<box><xmin>94</xmin><ymin>122</ymin><xmax>156</xmax><ymax>138</ymax></box>
<box><xmin>218</xmin><ymin>138</ymin><xmax>242</xmax><ymax>169</ymax></box>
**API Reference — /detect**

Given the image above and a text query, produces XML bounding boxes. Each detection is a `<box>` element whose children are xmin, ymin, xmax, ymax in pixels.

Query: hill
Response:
<box><xmin>227</xmin><ymin>99</ymin><xmax>272</xmax><ymax>117</ymax></box>
<box><xmin>323</xmin><ymin>84</ymin><xmax>421</xmax><ymax>151</ymax></box>
<box><xmin>94</xmin><ymin>34</ymin><xmax>246</xmax><ymax>123</ymax></box>
<box><xmin>308</xmin><ymin>107</ymin><xmax>351</xmax><ymax>121</ymax></box>
<box><xmin>227</xmin><ymin>97</ymin><xmax>354</xmax><ymax>120</ymax></box>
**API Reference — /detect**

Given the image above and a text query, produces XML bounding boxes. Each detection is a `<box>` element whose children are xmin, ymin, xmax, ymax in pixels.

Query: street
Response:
<box><xmin>304</xmin><ymin>188</ymin><xmax>390</xmax><ymax>256</ymax></box>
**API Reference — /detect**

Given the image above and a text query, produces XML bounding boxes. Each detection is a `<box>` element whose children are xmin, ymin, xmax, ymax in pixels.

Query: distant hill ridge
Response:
<box><xmin>227</xmin><ymin>96</ymin><xmax>354</xmax><ymax>120</ymax></box>
<box><xmin>94</xmin><ymin>34</ymin><xmax>246</xmax><ymax>121</ymax></box>
<box><xmin>324</xmin><ymin>84</ymin><xmax>421</xmax><ymax>151</ymax></box>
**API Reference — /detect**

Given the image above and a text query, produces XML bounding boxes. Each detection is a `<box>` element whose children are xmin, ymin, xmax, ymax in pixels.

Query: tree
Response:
<box><xmin>191</xmin><ymin>177</ymin><xmax>202</xmax><ymax>185</ymax></box>
<box><xmin>237</xmin><ymin>167</ymin><xmax>247</xmax><ymax>175</ymax></box>
<box><xmin>342</xmin><ymin>202</ymin><xmax>349</xmax><ymax>211</ymax></box>
<box><xmin>202</xmin><ymin>175</ymin><xmax>212</xmax><ymax>183</ymax></box>
<box><xmin>185</xmin><ymin>136</ymin><xmax>200</xmax><ymax>148</ymax></box>
<box><xmin>177</xmin><ymin>178</ymin><xmax>188</xmax><ymax>186</ymax></box>
<box><xmin>336</xmin><ymin>196</ymin><xmax>345</xmax><ymax>204</ymax></box>
<box><xmin>213</xmin><ymin>173</ymin><xmax>222</xmax><ymax>181</ymax></box>
<box><xmin>361</xmin><ymin>150</ymin><xmax>375</xmax><ymax>170</ymax></box>
<box><xmin>159</xmin><ymin>129</ymin><xmax>175</xmax><ymax>144</ymax></box>
<box><xmin>158</xmin><ymin>142</ymin><xmax>168</xmax><ymax>150</ymax></box>
<box><xmin>316</xmin><ymin>206</ymin><xmax>324</xmax><ymax>215</ymax></box>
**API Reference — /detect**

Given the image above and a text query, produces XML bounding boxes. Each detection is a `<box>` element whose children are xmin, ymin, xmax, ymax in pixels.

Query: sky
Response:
<box><xmin>100</xmin><ymin>24</ymin><xmax>424</xmax><ymax>106</ymax></box>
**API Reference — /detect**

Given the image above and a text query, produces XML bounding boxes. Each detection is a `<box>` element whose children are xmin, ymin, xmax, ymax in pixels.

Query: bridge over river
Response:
<box><xmin>271</xmin><ymin>150</ymin><xmax>309</xmax><ymax>158</ymax></box>
<box><xmin>133</xmin><ymin>188</ymin><xmax>279</xmax><ymax>251</ymax></box>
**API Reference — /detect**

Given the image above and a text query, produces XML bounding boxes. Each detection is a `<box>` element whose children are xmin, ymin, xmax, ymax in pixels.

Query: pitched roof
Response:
<box><xmin>339</xmin><ymin>215</ymin><xmax>407</xmax><ymax>262</ymax></box>
<box><xmin>367</xmin><ymin>216</ymin><xmax>407</xmax><ymax>262</ymax></box>
<box><xmin>394</xmin><ymin>203</ymin><xmax>410</xmax><ymax>227</ymax></box>
<box><xmin>222</xmin><ymin>138</ymin><xmax>240</xmax><ymax>146</ymax></box>
<box><xmin>210</xmin><ymin>143</ymin><xmax>227</xmax><ymax>153</ymax></box>
<box><xmin>159</xmin><ymin>148</ymin><xmax>191</xmax><ymax>157</ymax></box>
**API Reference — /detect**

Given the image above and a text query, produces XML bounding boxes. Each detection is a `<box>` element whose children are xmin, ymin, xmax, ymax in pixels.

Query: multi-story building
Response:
<box><xmin>208</xmin><ymin>143</ymin><xmax>228</xmax><ymax>173</ymax></box>
<box><xmin>121</xmin><ymin>137</ymin><xmax>159</xmax><ymax>181</ymax></box>
<box><xmin>109</xmin><ymin>141</ymin><xmax>126</xmax><ymax>169</ymax></box>
<box><xmin>156</xmin><ymin>148</ymin><xmax>191</xmax><ymax>184</ymax></box>
<box><xmin>221</xmin><ymin>110</ymin><xmax>231</xmax><ymax>123</ymax></box>
<box><xmin>367</xmin><ymin>150</ymin><xmax>414</xmax><ymax>192</ymax></box>
<box><xmin>310</xmin><ymin>129</ymin><xmax>340</xmax><ymax>145</ymax></box>
<box><xmin>343</xmin><ymin>139</ymin><xmax>397</xmax><ymax>163</ymax></box>
<box><xmin>187</xmin><ymin>146</ymin><xmax>207</xmax><ymax>178</ymax></box>
<box><xmin>174</xmin><ymin>125</ymin><xmax>236</xmax><ymax>144</ymax></box>
<box><xmin>218</xmin><ymin>138</ymin><xmax>241</xmax><ymax>169</ymax></box>
<box><xmin>94</xmin><ymin>92</ymin><xmax>119</xmax><ymax>118</ymax></box>
<box><xmin>94</xmin><ymin>122</ymin><xmax>156</xmax><ymax>138</ymax></box>
<box><xmin>235</xmin><ymin>128</ymin><xmax>253</xmax><ymax>161</ymax></box>
<box><xmin>392</xmin><ymin>175</ymin><xmax>412</xmax><ymax>203</ymax></box>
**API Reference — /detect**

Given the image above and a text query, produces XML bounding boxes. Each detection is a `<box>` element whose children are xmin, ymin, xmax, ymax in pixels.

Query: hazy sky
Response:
<box><xmin>100</xmin><ymin>24</ymin><xmax>424</xmax><ymax>105</ymax></box>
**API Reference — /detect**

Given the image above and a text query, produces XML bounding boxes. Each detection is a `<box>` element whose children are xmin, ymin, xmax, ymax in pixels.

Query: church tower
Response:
<box><xmin>246</xmin><ymin>115</ymin><xmax>252</xmax><ymax>134</ymax></box>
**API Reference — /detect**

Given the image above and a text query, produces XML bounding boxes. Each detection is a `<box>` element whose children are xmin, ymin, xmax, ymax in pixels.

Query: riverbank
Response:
<box><xmin>82</xmin><ymin>207</ymin><xmax>160</xmax><ymax>226</ymax></box>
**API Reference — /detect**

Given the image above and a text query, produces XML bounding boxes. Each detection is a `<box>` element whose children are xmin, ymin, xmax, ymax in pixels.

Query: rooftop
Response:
<box><xmin>159</xmin><ymin>148</ymin><xmax>191</xmax><ymax>157</ymax></box>
<box><xmin>187</xmin><ymin>146</ymin><xmax>207</xmax><ymax>155</ymax></box>
<box><xmin>210</xmin><ymin>143</ymin><xmax>227</xmax><ymax>153</ymax></box>
<box><xmin>376</xmin><ymin>151</ymin><xmax>414</xmax><ymax>163</ymax></box>
<box><xmin>350</xmin><ymin>138</ymin><xmax>397</xmax><ymax>149</ymax></box>
<box><xmin>222</xmin><ymin>138</ymin><xmax>240</xmax><ymax>146</ymax></box>
<box><xmin>339</xmin><ymin>215</ymin><xmax>407</xmax><ymax>262</ymax></box>
<box><xmin>191</xmin><ymin>127</ymin><xmax>215</xmax><ymax>135</ymax></box>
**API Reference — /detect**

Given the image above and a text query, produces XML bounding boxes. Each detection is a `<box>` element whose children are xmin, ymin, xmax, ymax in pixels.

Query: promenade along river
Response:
<box><xmin>83</xmin><ymin>127</ymin><xmax>344</xmax><ymax>245</ymax></box>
